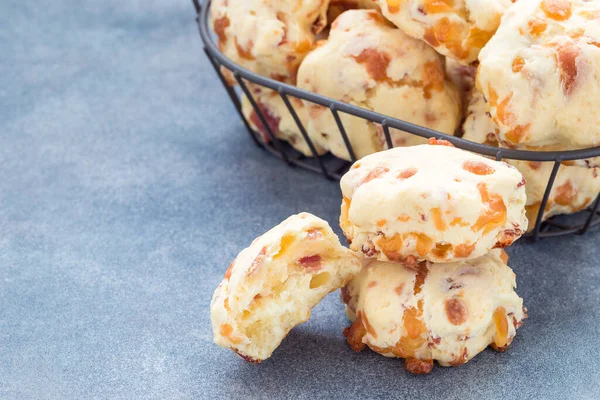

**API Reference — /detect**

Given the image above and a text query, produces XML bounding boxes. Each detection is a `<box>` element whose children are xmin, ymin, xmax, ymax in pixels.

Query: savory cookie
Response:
<box><xmin>462</xmin><ymin>89</ymin><xmax>600</xmax><ymax>226</ymax></box>
<box><xmin>210</xmin><ymin>0</ymin><xmax>330</xmax><ymax>84</ymax></box>
<box><xmin>343</xmin><ymin>250</ymin><xmax>526</xmax><ymax>374</ymax></box>
<box><xmin>478</xmin><ymin>0</ymin><xmax>600</xmax><ymax>151</ymax></box>
<box><xmin>377</xmin><ymin>0</ymin><xmax>515</xmax><ymax>64</ymax></box>
<box><xmin>241</xmin><ymin>84</ymin><xmax>327</xmax><ymax>157</ymax></box>
<box><xmin>211</xmin><ymin>213</ymin><xmax>361</xmax><ymax>363</ymax></box>
<box><xmin>297</xmin><ymin>9</ymin><xmax>461</xmax><ymax>161</ymax></box>
<box><xmin>340</xmin><ymin>139</ymin><xmax>528</xmax><ymax>263</ymax></box>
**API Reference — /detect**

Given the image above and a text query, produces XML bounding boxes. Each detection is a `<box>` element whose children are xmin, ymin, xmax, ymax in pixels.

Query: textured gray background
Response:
<box><xmin>1</xmin><ymin>0</ymin><xmax>600</xmax><ymax>399</ymax></box>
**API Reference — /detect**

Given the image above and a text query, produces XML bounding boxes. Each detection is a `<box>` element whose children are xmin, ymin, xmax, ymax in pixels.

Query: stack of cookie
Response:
<box><xmin>338</xmin><ymin>138</ymin><xmax>528</xmax><ymax>373</ymax></box>
<box><xmin>210</xmin><ymin>140</ymin><xmax>529</xmax><ymax>374</ymax></box>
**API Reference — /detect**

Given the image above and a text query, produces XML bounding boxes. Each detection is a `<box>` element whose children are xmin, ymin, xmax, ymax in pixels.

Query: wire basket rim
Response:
<box><xmin>197</xmin><ymin>0</ymin><xmax>600</xmax><ymax>163</ymax></box>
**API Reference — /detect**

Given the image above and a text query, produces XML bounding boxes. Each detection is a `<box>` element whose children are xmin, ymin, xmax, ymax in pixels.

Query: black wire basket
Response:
<box><xmin>194</xmin><ymin>0</ymin><xmax>600</xmax><ymax>240</ymax></box>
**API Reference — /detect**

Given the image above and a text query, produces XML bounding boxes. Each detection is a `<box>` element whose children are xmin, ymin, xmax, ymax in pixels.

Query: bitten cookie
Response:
<box><xmin>462</xmin><ymin>89</ymin><xmax>600</xmax><ymax>226</ymax></box>
<box><xmin>377</xmin><ymin>0</ymin><xmax>514</xmax><ymax>64</ymax></box>
<box><xmin>210</xmin><ymin>0</ymin><xmax>330</xmax><ymax>84</ymax></box>
<box><xmin>211</xmin><ymin>213</ymin><xmax>362</xmax><ymax>363</ymax></box>
<box><xmin>297</xmin><ymin>9</ymin><xmax>461</xmax><ymax>161</ymax></box>
<box><xmin>241</xmin><ymin>85</ymin><xmax>327</xmax><ymax>157</ymax></box>
<box><xmin>340</xmin><ymin>139</ymin><xmax>528</xmax><ymax>263</ymax></box>
<box><xmin>343</xmin><ymin>250</ymin><xmax>526</xmax><ymax>374</ymax></box>
<box><xmin>478</xmin><ymin>0</ymin><xmax>600</xmax><ymax>151</ymax></box>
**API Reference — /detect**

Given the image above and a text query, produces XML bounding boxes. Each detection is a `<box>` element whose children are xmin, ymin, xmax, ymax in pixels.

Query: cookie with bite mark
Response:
<box><xmin>211</xmin><ymin>213</ymin><xmax>362</xmax><ymax>362</ymax></box>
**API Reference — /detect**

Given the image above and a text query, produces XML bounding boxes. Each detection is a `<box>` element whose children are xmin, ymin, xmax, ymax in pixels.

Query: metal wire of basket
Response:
<box><xmin>193</xmin><ymin>0</ymin><xmax>600</xmax><ymax>240</ymax></box>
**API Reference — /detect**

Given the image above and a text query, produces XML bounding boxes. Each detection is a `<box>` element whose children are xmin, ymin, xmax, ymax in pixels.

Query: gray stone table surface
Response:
<box><xmin>1</xmin><ymin>0</ymin><xmax>599</xmax><ymax>399</ymax></box>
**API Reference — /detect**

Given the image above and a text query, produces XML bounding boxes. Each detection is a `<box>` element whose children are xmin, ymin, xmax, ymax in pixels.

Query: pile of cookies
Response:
<box><xmin>211</xmin><ymin>0</ymin><xmax>600</xmax><ymax>224</ymax></box>
<box><xmin>211</xmin><ymin>140</ymin><xmax>528</xmax><ymax>373</ymax></box>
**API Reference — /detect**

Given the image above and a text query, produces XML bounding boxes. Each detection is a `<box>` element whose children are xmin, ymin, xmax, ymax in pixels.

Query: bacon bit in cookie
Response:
<box><xmin>299</xmin><ymin>255</ymin><xmax>322</xmax><ymax>272</ymax></box>
<box><xmin>426</xmin><ymin>338</ymin><xmax>441</xmax><ymax>349</ymax></box>
<box><xmin>249</xmin><ymin>103</ymin><xmax>280</xmax><ymax>142</ymax></box>
<box><xmin>397</xmin><ymin>168</ymin><xmax>418</xmax><ymax>180</ymax></box>
<box><xmin>224</xmin><ymin>261</ymin><xmax>235</xmax><ymax>280</ymax></box>
<box><xmin>376</xmin><ymin>219</ymin><xmax>387</xmax><ymax>227</ymax></box>
<box><xmin>352</xmin><ymin>48</ymin><xmax>391</xmax><ymax>82</ymax></box>
<box><xmin>493</xmin><ymin>306</ymin><xmax>509</xmax><ymax>348</ymax></box>
<box><xmin>428</xmin><ymin>137</ymin><xmax>455</xmax><ymax>147</ymax></box>
<box><xmin>344</xmin><ymin>313</ymin><xmax>367</xmax><ymax>352</ymax></box>
<box><xmin>213</xmin><ymin>16</ymin><xmax>230</xmax><ymax>45</ymax></box>
<box><xmin>445</xmin><ymin>299</ymin><xmax>468</xmax><ymax>325</ymax></box>
<box><xmin>368</xmin><ymin>281</ymin><xmax>378</xmax><ymax>289</ymax></box>
<box><xmin>405</xmin><ymin>358</ymin><xmax>434</xmax><ymax>374</ymax></box>
<box><xmin>542</xmin><ymin>0</ymin><xmax>572</xmax><ymax>21</ymax></box>
<box><xmin>463</xmin><ymin>160</ymin><xmax>495</xmax><ymax>175</ymax></box>
<box><xmin>397</xmin><ymin>214</ymin><xmax>411</xmax><ymax>222</ymax></box>
<box><xmin>528</xmin><ymin>17</ymin><xmax>547</xmax><ymax>36</ymax></box>
<box><xmin>512</xmin><ymin>56</ymin><xmax>525</xmax><ymax>72</ymax></box>
<box><xmin>527</xmin><ymin>161</ymin><xmax>542</xmax><ymax>171</ymax></box>
<box><xmin>556</xmin><ymin>40</ymin><xmax>579</xmax><ymax>96</ymax></box>
<box><xmin>306</xmin><ymin>228</ymin><xmax>323</xmax><ymax>240</ymax></box>
<box><xmin>341</xmin><ymin>286</ymin><xmax>352</xmax><ymax>304</ymax></box>
<box><xmin>473</xmin><ymin>183</ymin><xmax>507</xmax><ymax>234</ymax></box>
<box><xmin>361</xmin><ymin>166</ymin><xmax>390</xmax><ymax>186</ymax></box>
<box><xmin>454</xmin><ymin>243</ymin><xmax>476</xmax><ymax>258</ymax></box>
<box><xmin>447</xmin><ymin>278</ymin><xmax>462</xmax><ymax>290</ymax></box>
<box><xmin>234</xmin><ymin>38</ymin><xmax>255</xmax><ymax>60</ymax></box>
<box><xmin>431</xmin><ymin>208</ymin><xmax>447</xmax><ymax>231</ymax></box>
<box><xmin>247</xmin><ymin>247</ymin><xmax>268</xmax><ymax>276</ymax></box>
<box><xmin>362</xmin><ymin>245</ymin><xmax>377</xmax><ymax>257</ymax></box>
<box><xmin>555</xmin><ymin>180</ymin><xmax>575</xmax><ymax>205</ymax></box>
<box><xmin>449</xmin><ymin>348</ymin><xmax>469</xmax><ymax>366</ymax></box>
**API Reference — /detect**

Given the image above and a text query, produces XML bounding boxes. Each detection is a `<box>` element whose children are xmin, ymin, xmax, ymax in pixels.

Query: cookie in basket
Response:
<box><xmin>297</xmin><ymin>9</ymin><xmax>461</xmax><ymax>161</ymax></box>
<box><xmin>211</xmin><ymin>213</ymin><xmax>362</xmax><ymax>363</ymax></box>
<box><xmin>210</xmin><ymin>0</ymin><xmax>330</xmax><ymax>84</ymax></box>
<box><xmin>462</xmin><ymin>89</ymin><xmax>600</xmax><ymax>227</ymax></box>
<box><xmin>376</xmin><ymin>0</ymin><xmax>514</xmax><ymax>64</ymax></box>
<box><xmin>478</xmin><ymin>0</ymin><xmax>600</xmax><ymax>152</ymax></box>
<box><xmin>340</xmin><ymin>139</ymin><xmax>528</xmax><ymax>263</ymax></box>
<box><xmin>343</xmin><ymin>250</ymin><xmax>526</xmax><ymax>374</ymax></box>
<box><xmin>240</xmin><ymin>84</ymin><xmax>327</xmax><ymax>157</ymax></box>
